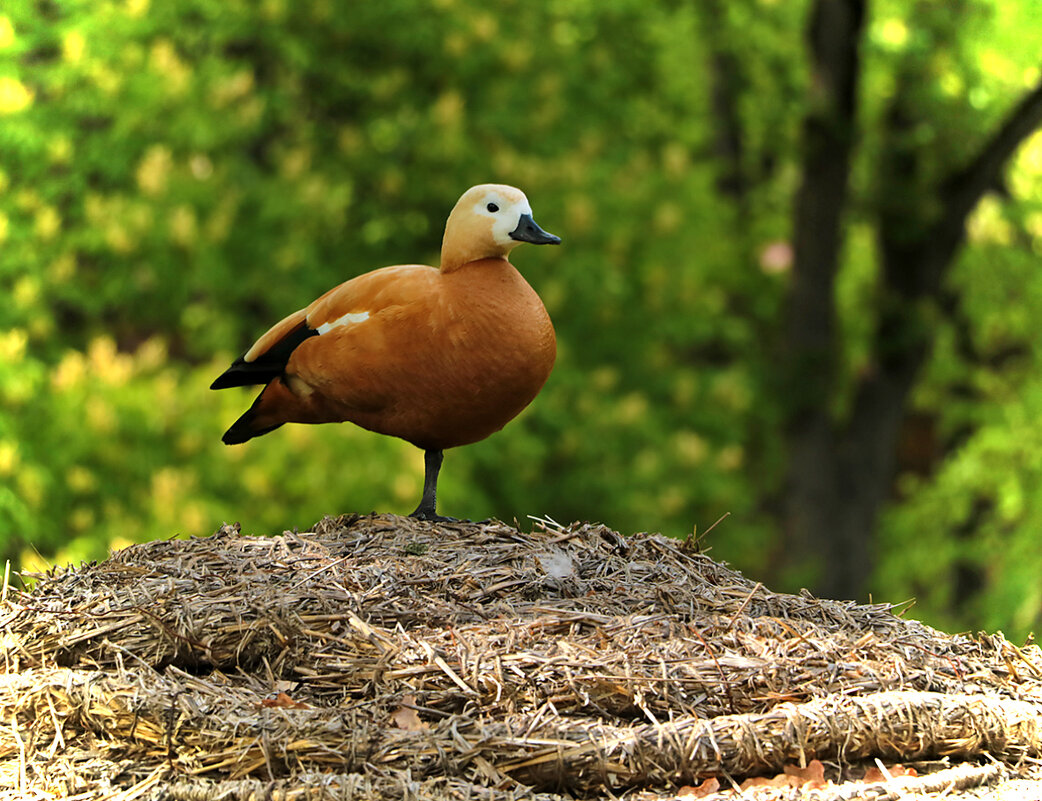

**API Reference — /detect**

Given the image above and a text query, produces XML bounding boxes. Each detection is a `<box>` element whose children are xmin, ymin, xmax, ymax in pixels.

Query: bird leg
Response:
<box><xmin>410</xmin><ymin>449</ymin><xmax>457</xmax><ymax>522</ymax></box>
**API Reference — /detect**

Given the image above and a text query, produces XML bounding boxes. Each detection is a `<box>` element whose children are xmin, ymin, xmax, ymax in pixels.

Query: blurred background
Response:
<box><xmin>3</xmin><ymin>0</ymin><xmax>1042</xmax><ymax>637</ymax></box>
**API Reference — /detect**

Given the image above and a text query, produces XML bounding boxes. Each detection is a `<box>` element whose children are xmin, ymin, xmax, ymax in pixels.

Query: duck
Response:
<box><xmin>211</xmin><ymin>183</ymin><xmax>560</xmax><ymax>521</ymax></box>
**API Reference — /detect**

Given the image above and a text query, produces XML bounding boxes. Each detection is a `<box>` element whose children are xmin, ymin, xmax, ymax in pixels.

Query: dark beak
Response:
<box><xmin>509</xmin><ymin>213</ymin><xmax>561</xmax><ymax>245</ymax></box>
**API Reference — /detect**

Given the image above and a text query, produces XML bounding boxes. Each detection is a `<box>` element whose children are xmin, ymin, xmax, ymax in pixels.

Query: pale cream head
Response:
<box><xmin>440</xmin><ymin>184</ymin><xmax>559</xmax><ymax>271</ymax></box>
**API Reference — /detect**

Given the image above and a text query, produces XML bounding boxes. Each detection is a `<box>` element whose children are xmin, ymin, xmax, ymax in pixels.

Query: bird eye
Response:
<box><xmin>486</xmin><ymin>203</ymin><xmax>499</xmax><ymax>213</ymax></box>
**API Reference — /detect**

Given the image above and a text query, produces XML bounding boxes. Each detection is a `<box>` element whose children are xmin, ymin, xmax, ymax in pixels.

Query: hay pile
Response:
<box><xmin>2</xmin><ymin>514</ymin><xmax>1042</xmax><ymax>800</ymax></box>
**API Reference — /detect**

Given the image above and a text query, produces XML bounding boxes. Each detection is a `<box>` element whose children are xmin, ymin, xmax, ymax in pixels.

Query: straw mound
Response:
<box><xmin>3</xmin><ymin>514</ymin><xmax>1042</xmax><ymax>800</ymax></box>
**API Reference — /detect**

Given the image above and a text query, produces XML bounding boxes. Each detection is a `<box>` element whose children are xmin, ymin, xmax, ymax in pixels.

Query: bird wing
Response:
<box><xmin>210</xmin><ymin>265</ymin><xmax>436</xmax><ymax>390</ymax></box>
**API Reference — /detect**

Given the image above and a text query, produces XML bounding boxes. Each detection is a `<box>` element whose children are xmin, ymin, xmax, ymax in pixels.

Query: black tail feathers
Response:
<box><xmin>222</xmin><ymin>415</ymin><xmax>283</xmax><ymax>444</ymax></box>
<box><xmin>221</xmin><ymin>393</ymin><xmax>283</xmax><ymax>444</ymax></box>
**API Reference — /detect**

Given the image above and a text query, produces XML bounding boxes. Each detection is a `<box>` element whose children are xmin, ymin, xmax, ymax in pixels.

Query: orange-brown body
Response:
<box><xmin>245</xmin><ymin>258</ymin><xmax>555</xmax><ymax>450</ymax></box>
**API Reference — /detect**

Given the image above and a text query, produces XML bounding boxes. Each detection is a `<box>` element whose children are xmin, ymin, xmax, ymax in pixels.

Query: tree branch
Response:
<box><xmin>940</xmin><ymin>76</ymin><xmax>1042</xmax><ymax>241</ymax></box>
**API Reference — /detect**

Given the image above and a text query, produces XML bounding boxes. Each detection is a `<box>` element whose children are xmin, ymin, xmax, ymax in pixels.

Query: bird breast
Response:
<box><xmin>408</xmin><ymin>259</ymin><xmax>556</xmax><ymax>448</ymax></box>
<box><xmin>292</xmin><ymin>258</ymin><xmax>556</xmax><ymax>451</ymax></box>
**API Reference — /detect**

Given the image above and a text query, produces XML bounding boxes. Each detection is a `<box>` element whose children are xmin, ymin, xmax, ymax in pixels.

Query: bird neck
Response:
<box><xmin>439</xmin><ymin>212</ymin><xmax>515</xmax><ymax>272</ymax></box>
<box><xmin>440</xmin><ymin>238</ymin><xmax>514</xmax><ymax>273</ymax></box>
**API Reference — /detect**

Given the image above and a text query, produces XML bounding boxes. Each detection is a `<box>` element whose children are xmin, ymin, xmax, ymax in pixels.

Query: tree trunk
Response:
<box><xmin>779</xmin><ymin>0</ymin><xmax>1042</xmax><ymax>600</ymax></box>
<box><xmin>779</xmin><ymin>0</ymin><xmax>867</xmax><ymax>597</ymax></box>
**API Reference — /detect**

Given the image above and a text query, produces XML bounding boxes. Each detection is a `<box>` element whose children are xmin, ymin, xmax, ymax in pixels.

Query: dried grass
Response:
<box><xmin>2</xmin><ymin>514</ymin><xmax>1041</xmax><ymax>799</ymax></box>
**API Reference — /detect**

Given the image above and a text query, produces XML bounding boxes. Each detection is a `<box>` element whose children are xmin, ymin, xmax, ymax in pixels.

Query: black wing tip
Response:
<box><xmin>210</xmin><ymin>357</ymin><xmax>273</xmax><ymax>390</ymax></box>
<box><xmin>211</xmin><ymin>355</ymin><xmax>248</xmax><ymax>390</ymax></box>
<box><xmin>212</xmin><ymin>323</ymin><xmax>319</xmax><ymax>390</ymax></box>
<box><xmin>210</xmin><ymin>372</ymin><xmax>254</xmax><ymax>390</ymax></box>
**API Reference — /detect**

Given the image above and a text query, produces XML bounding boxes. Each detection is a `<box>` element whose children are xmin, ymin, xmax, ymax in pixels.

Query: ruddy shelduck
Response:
<box><xmin>212</xmin><ymin>184</ymin><xmax>560</xmax><ymax>520</ymax></box>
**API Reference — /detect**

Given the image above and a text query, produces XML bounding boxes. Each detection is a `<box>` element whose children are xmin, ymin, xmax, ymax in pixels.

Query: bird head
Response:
<box><xmin>441</xmin><ymin>184</ymin><xmax>560</xmax><ymax>271</ymax></box>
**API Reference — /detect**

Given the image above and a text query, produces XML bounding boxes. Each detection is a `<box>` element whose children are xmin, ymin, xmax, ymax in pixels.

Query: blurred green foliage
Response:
<box><xmin>2</xmin><ymin>0</ymin><xmax>1042</xmax><ymax>637</ymax></box>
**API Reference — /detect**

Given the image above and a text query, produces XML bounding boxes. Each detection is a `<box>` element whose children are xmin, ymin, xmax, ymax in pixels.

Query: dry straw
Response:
<box><xmin>2</xmin><ymin>514</ymin><xmax>1041</xmax><ymax>799</ymax></box>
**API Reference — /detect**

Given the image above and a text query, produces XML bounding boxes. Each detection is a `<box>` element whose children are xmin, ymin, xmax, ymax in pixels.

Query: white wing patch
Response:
<box><xmin>316</xmin><ymin>311</ymin><xmax>370</xmax><ymax>335</ymax></box>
